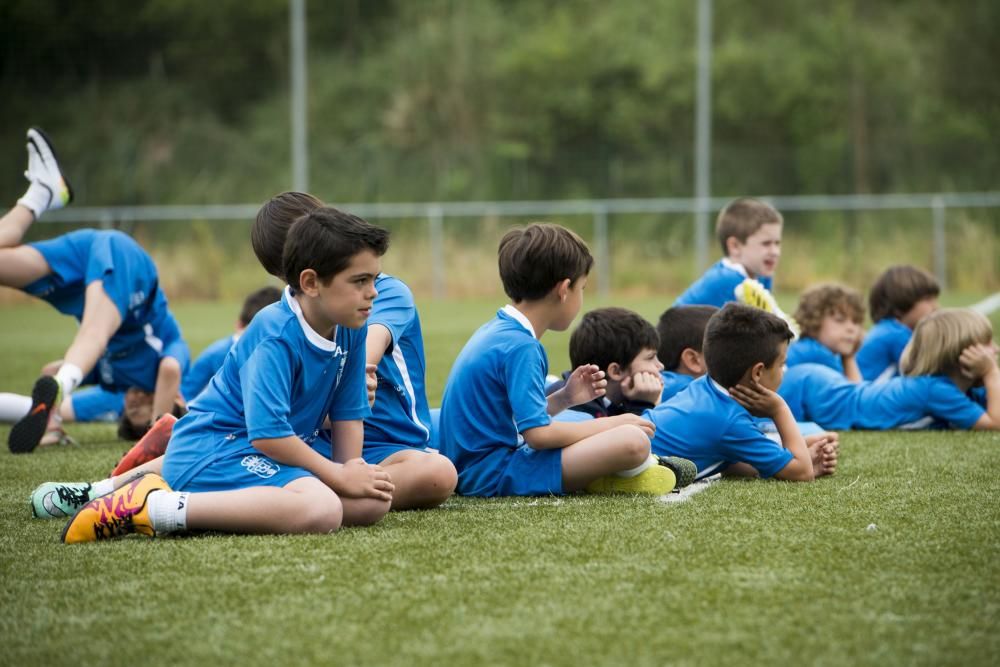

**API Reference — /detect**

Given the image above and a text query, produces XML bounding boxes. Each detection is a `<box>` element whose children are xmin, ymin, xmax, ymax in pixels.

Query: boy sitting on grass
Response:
<box><xmin>59</xmin><ymin>207</ymin><xmax>394</xmax><ymax>542</ymax></box>
<box><xmin>655</xmin><ymin>305</ymin><xmax>717</xmax><ymax>402</ymax></box>
<box><xmin>787</xmin><ymin>283</ymin><xmax>865</xmax><ymax>381</ymax></box>
<box><xmin>439</xmin><ymin>223</ymin><xmax>692</xmax><ymax>497</ymax></box>
<box><xmin>645</xmin><ymin>303</ymin><xmax>838</xmax><ymax>482</ymax></box>
<box><xmin>545</xmin><ymin>307</ymin><xmax>666</xmax><ymax>418</ymax></box>
<box><xmin>856</xmin><ymin>265</ymin><xmax>940</xmax><ymax>382</ymax></box>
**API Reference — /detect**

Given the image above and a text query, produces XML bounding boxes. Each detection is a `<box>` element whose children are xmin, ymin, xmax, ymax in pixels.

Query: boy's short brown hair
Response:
<box><xmin>868</xmin><ymin>265</ymin><xmax>941</xmax><ymax>322</ymax></box>
<box><xmin>569</xmin><ymin>307</ymin><xmax>659</xmax><ymax>373</ymax></box>
<box><xmin>656</xmin><ymin>305</ymin><xmax>718</xmax><ymax>371</ymax></box>
<box><xmin>716</xmin><ymin>198</ymin><xmax>783</xmax><ymax>256</ymax></box>
<box><xmin>283</xmin><ymin>207</ymin><xmax>389</xmax><ymax>290</ymax></box>
<box><xmin>498</xmin><ymin>223</ymin><xmax>593</xmax><ymax>302</ymax></box>
<box><xmin>238</xmin><ymin>286</ymin><xmax>283</xmax><ymax>327</ymax></box>
<box><xmin>793</xmin><ymin>283</ymin><xmax>865</xmax><ymax>339</ymax></box>
<box><xmin>703</xmin><ymin>303</ymin><xmax>793</xmax><ymax>389</ymax></box>
<box><xmin>252</xmin><ymin>192</ymin><xmax>324</xmax><ymax>278</ymax></box>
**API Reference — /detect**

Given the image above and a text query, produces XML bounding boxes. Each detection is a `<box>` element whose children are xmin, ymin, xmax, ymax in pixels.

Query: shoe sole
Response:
<box><xmin>111</xmin><ymin>414</ymin><xmax>176</xmax><ymax>476</ymax></box>
<box><xmin>9</xmin><ymin>376</ymin><xmax>60</xmax><ymax>454</ymax></box>
<box><xmin>28</xmin><ymin>126</ymin><xmax>74</xmax><ymax>206</ymax></box>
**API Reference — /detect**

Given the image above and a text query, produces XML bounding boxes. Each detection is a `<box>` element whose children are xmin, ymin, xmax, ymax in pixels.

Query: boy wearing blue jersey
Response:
<box><xmin>181</xmin><ymin>286</ymin><xmax>282</xmax><ymax>401</ymax></box>
<box><xmin>0</xmin><ymin>128</ymin><xmax>189</xmax><ymax>453</ymax></box>
<box><xmin>780</xmin><ymin>309</ymin><xmax>999</xmax><ymax>431</ymax></box>
<box><xmin>645</xmin><ymin>304</ymin><xmax>837</xmax><ymax>482</ymax></box>
<box><xmin>655</xmin><ymin>305</ymin><xmax>717</xmax><ymax>402</ymax></box>
<box><xmin>787</xmin><ymin>284</ymin><xmax>864</xmax><ymax>381</ymax></box>
<box><xmin>250</xmin><ymin>192</ymin><xmax>457</xmax><ymax>510</ymax></box>
<box><xmin>856</xmin><ymin>265</ymin><xmax>940</xmax><ymax>382</ymax></box>
<box><xmin>440</xmin><ymin>223</ymin><xmax>682</xmax><ymax>498</ymax></box>
<box><xmin>60</xmin><ymin>207</ymin><xmax>394</xmax><ymax>542</ymax></box>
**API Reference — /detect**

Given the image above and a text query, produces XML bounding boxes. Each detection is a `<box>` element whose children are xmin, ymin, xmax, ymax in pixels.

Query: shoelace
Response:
<box><xmin>56</xmin><ymin>484</ymin><xmax>92</xmax><ymax>508</ymax></box>
<box><xmin>94</xmin><ymin>512</ymin><xmax>137</xmax><ymax>540</ymax></box>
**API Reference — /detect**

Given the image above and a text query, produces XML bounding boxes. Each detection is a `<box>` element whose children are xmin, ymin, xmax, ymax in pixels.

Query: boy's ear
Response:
<box><xmin>555</xmin><ymin>278</ymin><xmax>571</xmax><ymax>302</ymax></box>
<box><xmin>680</xmin><ymin>348</ymin><xmax>706</xmax><ymax>375</ymax></box>
<box><xmin>749</xmin><ymin>361</ymin><xmax>765</xmax><ymax>383</ymax></box>
<box><xmin>606</xmin><ymin>362</ymin><xmax>626</xmax><ymax>381</ymax></box>
<box><xmin>725</xmin><ymin>236</ymin><xmax>742</xmax><ymax>257</ymax></box>
<box><xmin>298</xmin><ymin>268</ymin><xmax>321</xmax><ymax>297</ymax></box>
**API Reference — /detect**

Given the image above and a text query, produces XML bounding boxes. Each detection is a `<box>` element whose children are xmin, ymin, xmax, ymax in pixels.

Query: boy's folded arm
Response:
<box><xmin>252</xmin><ymin>434</ymin><xmax>345</xmax><ymax>486</ymax></box>
<box><xmin>770</xmin><ymin>405</ymin><xmax>813</xmax><ymax>481</ymax></box>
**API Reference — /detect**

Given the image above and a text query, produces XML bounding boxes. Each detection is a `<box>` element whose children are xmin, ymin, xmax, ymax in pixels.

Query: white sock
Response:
<box><xmin>615</xmin><ymin>454</ymin><xmax>656</xmax><ymax>478</ymax></box>
<box><xmin>55</xmin><ymin>363</ymin><xmax>83</xmax><ymax>397</ymax></box>
<box><xmin>92</xmin><ymin>478</ymin><xmax>115</xmax><ymax>497</ymax></box>
<box><xmin>16</xmin><ymin>182</ymin><xmax>50</xmax><ymax>219</ymax></box>
<box><xmin>147</xmin><ymin>491</ymin><xmax>190</xmax><ymax>534</ymax></box>
<box><xmin>0</xmin><ymin>393</ymin><xmax>32</xmax><ymax>421</ymax></box>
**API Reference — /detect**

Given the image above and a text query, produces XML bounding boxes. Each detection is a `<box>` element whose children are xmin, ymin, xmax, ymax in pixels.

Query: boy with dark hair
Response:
<box><xmin>856</xmin><ymin>265</ymin><xmax>940</xmax><ymax>382</ymax></box>
<box><xmin>788</xmin><ymin>283</ymin><xmax>865</xmax><ymax>381</ymax></box>
<box><xmin>0</xmin><ymin>128</ymin><xmax>190</xmax><ymax>453</ymax></box>
<box><xmin>181</xmin><ymin>286</ymin><xmax>283</xmax><ymax>401</ymax></box>
<box><xmin>656</xmin><ymin>305</ymin><xmax>718</xmax><ymax>402</ymax></box>
<box><xmin>644</xmin><ymin>303</ymin><xmax>837</xmax><ymax>482</ymax></box>
<box><xmin>546</xmin><ymin>307</ymin><xmax>665</xmax><ymax>418</ymax></box>
<box><xmin>60</xmin><ymin>208</ymin><xmax>394</xmax><ymax>542</ymax></box>
<box><xmin>440</xmin><ymin>223</ymin><xmax>688</xmax><ymax>497</ymax></box>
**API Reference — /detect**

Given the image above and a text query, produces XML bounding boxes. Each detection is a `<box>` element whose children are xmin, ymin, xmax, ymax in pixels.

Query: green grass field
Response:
<box><xmin>2</xmin><ymin>296</ymin><xmax>999</xmax><ymax>666</ymax></box>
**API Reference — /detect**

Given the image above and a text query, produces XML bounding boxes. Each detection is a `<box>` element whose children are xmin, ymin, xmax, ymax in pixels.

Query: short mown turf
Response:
<box><xmin>2</xmin><ymin>298</ymin><xmax>998</xmax><ymax>666</ymax></box>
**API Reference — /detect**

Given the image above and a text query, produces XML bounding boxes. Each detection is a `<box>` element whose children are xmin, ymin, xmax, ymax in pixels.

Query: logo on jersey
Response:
<box><xmin>241</xmin><ymin>455</ymin><xmax>280</xmax><ymax>479</ymax></box>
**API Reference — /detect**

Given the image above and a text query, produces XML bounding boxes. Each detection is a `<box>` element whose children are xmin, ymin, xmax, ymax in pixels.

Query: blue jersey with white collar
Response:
<box><xmin>778</xmin><ymin>363</ymin><xmax>984</xmax><ymax>430</ymax></box>
<box><xmin>675</xmin><ymin>259</ymin><xmax>773</xmax><ymax>307</ymax></box>
<box><xmin>856</xmin><ymin>318</ymin><xmax>911</xmax><ymax>382</ymax></box>
<box><xmin>181</xmin><ymin>334</ymin><xmax>236</xmax><ymax>401</ymax></box>
<box><xmin>168</xmin><ymin>288</ymin><xmax>369</xmax><ymax>471</ymax></box>
<box><xmin>659</xmin><ymin>370</ymin><xmax>695</xmax><ymax>402</ymax></box>
<box><xmin>786</xmin><ymin>337</ymin><xmax>844</xmax><ymax>373</ymax></box>
<box><xmin>365</xmin><ymin>274</ymin><xmax>432</xmax><ymax>448</ymax></box>
<box><xmin>439</xmin><ymin>306</ymin><xmax>551</xmax><ymax>496</ymax></box>
<box><xmin>645</xmin><ymin>375</ymin><xmax>793</xmax><ymax>479</ymax></box>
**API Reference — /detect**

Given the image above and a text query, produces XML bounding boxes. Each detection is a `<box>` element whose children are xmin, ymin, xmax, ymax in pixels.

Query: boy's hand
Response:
<box><xmin>609</xmin><ymin>413</ymin><xmax>656</xmax><ymax>439</ymax></box>
<box><xmin>365</xmin><ymin>364</ymin><xmax>378</xmax><ymax>407</ymax></box>
<box><xmin>729</xmin><ymin>379</ymin><xmax>785</xmax><ymax>418</ymax></box>
<box><xmin>338</xmin><ymin>458</ymin><xmax>394</xmax><ymax>501</ymax></box>
<box><xmin>621</xmin><ymin>371</ymin><xmax>664</xmax><ymax>405</ymax></box>
<box><xmin>959</xmin><ymin>343</ymin><xmax>999</xmax><ymax>381</ymax></box>
<box><xmin>563</xmin><ymin>364</ymin><xmax>607</xmax><ymax>407</ymax></box>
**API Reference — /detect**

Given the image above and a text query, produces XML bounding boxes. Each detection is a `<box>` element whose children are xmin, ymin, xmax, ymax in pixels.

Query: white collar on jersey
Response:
<box><xmin>709</xmin><ymin>377</ymin><xmax>732</xmax><ymax>397</ymax></box>
<box><xmin>284</xmin><ymin>286</ymin><xmax>340</xmax><ymax>352</ymax></box>
<box><xmin>501</xmin><ymin>304</ymin><xmax>537</xmax><ymax>338</ymax></box>
<box><xmin>720</xmin><ymin>257</ymin><xmax>750</xmax><ymax>278</ymax></box>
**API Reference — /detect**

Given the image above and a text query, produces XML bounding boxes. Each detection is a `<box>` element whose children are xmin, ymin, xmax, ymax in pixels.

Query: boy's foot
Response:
<box><xmin>8</xmin><ymin>376</ymin><xmax>61</xmax><ymax>454</ymax></box>
<box><xmin>30</xmin><ymin>481</ymin><xmax>94</xmax><ymax>519</ymax></box>
<box><xmin>111</xmin><ymin>413</ymin><xmax>177</xmax><ymax>476</ymax></box>
<box><xmin>61</xmin><ymin>473</ymin><xmax>170</xmax><ymax>544</ymax></box>
<box><xmin>17</xmin><ymin>127</ymin><xmax>73</xmax><ymax>219</ymax></box>
<box><xmin>585</xmin><ymin>462</ymin><xmax>677</xmax><ymax>495</ymax></box>
<box><xmin>657</xmin><ymin>456</ymin><xmax>697</xmax><ymax>489</ymax></box>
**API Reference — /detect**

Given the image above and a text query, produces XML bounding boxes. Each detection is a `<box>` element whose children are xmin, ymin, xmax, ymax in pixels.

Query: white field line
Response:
<box><xmin>970</xmin><ymin>292</ymin><xmax>1000</xmax><ymax>315</ymax></box>
<box><xmin>658</xmin><ymin>474</ymin><xmax>722</xmax><ymax>504</ymax></box>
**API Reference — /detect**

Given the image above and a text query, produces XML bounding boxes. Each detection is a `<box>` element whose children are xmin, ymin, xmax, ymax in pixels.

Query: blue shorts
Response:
<box><xmin>458</xmin><ymin>445</ymin><xmax>563</xmax><ymax>497</ymax></box>
<box><xmin>362</xmin><ymin>442</ymin><xmax>437</xmax><ymax>465</ymax></box>
<box><xmin>70</xmin><ymin>385</ymin><xmax>125</xmax><ymax>422</ymax></box>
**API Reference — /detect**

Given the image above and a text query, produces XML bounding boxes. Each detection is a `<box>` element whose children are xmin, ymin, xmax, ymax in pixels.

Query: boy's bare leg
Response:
<box><xmin>340</xmin><ymin>496</ymin><xmax>393</xmax><ymax>526</ymax></box>
<box><xmin>377</xmin><ymin>449</ymin><xmax>457</xmax><ymax>510</ymax></box>
<box><xmin>185</xmin><ymin>477</ymin><xmax>344</xmax><ymax>534</ymax></box>
<box><xmin>560</xmin><ymin>424</ymin><xmax>651</xmax><ymax>492</ymax></box>
<box><xmin>0</xmin><ymin>204</ymin><xmax>35</xmax><ymax>248</ymax></box>
<box><xmin>151</xmin><ymin>357</ymin><xmax>182</xmax><ymax>421</ymax></box>
<box><xmin>0</xmin><ymin>242</ymin><xmax>49</xmax><ymax>287</ymax></box>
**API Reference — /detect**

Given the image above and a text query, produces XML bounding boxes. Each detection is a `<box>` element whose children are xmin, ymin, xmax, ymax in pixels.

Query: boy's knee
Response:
<box><xmin>618</xmin><ymin>425</ymin><xmax>651</xmax><ymax>464</ymax></box>
<box><xmin>413</xmin><ymin>455</ymin><xmax>458</xmax><ymax>505</ymax></box>
<box><xmin>295</xmin><ymin>492</ymin><xmax>344</xmax><ymax>534</ymax></box>
<box><xmin>157</xmin><ymin>357</ymin><xmax>182</xmax><ymax>382</ymax></box>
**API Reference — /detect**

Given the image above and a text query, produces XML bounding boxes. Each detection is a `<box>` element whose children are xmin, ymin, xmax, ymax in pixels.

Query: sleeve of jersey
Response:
<box><xmin>328</xmin><ymin>327</ymin><xmax>373</xmax><ymax>422</ymax></box>
<box><xmin>241</xmin><ymin>338</ymin><xmax>297</xmax><ymax>442</ymax></box>
<box><xmin>368</xmin><ymin>278</ymin><xmax>413</xmax><ymax>349</ymax></box>
<box><xmin>504</xmin><ymin>342</ymin><xmax>551</xmax><ymax>433</ymax></box>
<box><xmin>929</xmin><ymin>379</ymin><xmax>985</xmax><ymax>429</ymax></box>
<box><xmin>719</xmin><ymin>416</ymin><xmax>794</xmax><ymax>478</ymax></box>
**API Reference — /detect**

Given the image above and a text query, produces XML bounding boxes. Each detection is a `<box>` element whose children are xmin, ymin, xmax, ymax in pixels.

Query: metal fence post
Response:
<box><xmin>428</xmin><ymin>205</ymin><xmax>445</xmax><ymax>299</ymax></box>
<box><xmin>932</xmin><ymin>195</ymin><xmax>947</xmax><ymax>291</ymax></box>
<box><xmin>593</xmin><ymin>205</ymin><xmax>610</xmax><ymax>297</ymax></box>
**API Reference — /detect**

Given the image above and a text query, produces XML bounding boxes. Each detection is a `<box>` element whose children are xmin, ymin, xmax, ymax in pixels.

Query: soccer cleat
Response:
<box><xmin>8</xmin><ymin>376</ymin><xmax>61</xmax><ymax>454</ymax></box>
<box><xmin>585</xmin><ymin>462</ymin><xmax>677</xmax><ymax>495</ymax></box>
<box><xmin>61</xmin><ymin>473</ymin><xmax>170</xmax><ymax>544</ymax></box>
<box><xmin>16</xmin><ymin>127</ymin><xmax>73</xmax><ymax>218</ymax></box>
<box><xmin>111</xmin><ymin>413</ymin><xmax>177</xmax><ymax>476</ymax></box>
<box><xmin>657</xmin><ymin>456</ymin><xmax>697</xmax><ymax>490</ymax></box>
<box><xmin>30</xmin><ymin>481</ymin><xmax>95</xmax><ymax>519</ymax></box>
<box><xmin>735</xmin><ymin>278</ymin><xmax>801</xmax><ymax>338</ymax></box>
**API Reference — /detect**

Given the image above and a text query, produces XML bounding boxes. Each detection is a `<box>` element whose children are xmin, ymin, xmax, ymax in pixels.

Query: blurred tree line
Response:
<box><xmin>1</xmin><ymin>0</ymin><xmax>998</xmax><ymax>206</ymax></box>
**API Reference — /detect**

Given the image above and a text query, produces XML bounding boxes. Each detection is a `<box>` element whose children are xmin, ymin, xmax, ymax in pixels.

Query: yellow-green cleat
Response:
<box><xmin>585</xmin><ymin>460</ymin><xmax>677</xmax><ymax>495</ymax></box>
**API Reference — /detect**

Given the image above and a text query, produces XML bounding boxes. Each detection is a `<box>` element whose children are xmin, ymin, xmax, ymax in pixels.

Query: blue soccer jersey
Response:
<box><xmin>362</xmin><ymin>274</ymin><xmax>433</xmax><ymax>460</ymax></box>
<box><xmin>778</xmin><ymin>363</ymin><xmax>985</xmax><ymax>431</ymax></box>
<box><xmin>645</xmin><ymin>376</ymin><xmax>794</xmax><ymax>479</ymax></box>
<box><xmin>786</xmin><ymin>337</ymin><xmax>844</xmax><ymax>373</ymax></box>
<box><xmin>675</xmin><ymin>259</ymin><xmax>774</xmax><ymax>307</ymax></box>
<box><xmin>163</xmin><ymin>287</ymin><xmax>370</xmax><ymax>491</ymax></box>
<box><xmin>23</xmin><ymin>229</ymin><xmax>190</xmax><ymax>392</ymax></box>
<box><xmin>856</xmin><ymin>318</ymin><xmax>911</xmax><ymax>382</ymax></box>
<box><xmin>181</xmin><ymin>334</ymin><xmax>236</xmax><ymax>401</ymax></box>
<box><xmin>659</xmin><ymin>370</ymin><xmax>695</xmax><ymax>403</ymax></box>
<box><xmin>439</xmin><ymin>305</ymin><xmax>555</xmax><ymax>497</ymax></box>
